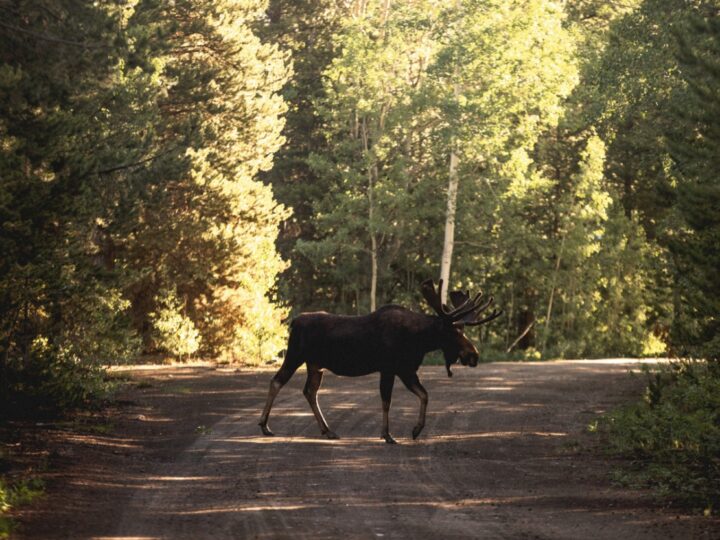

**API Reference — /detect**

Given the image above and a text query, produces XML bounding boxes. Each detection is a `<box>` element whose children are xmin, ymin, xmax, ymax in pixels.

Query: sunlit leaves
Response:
<box><xmin>114</xmin><ymin>0</ymin><xmax>293</xmax><ymax>361</ymax></box>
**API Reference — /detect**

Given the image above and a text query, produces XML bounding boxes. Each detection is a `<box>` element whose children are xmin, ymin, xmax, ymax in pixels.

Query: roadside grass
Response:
<box><xmin>0</xmin><ymin>477</ymin><xmax>45</xmax><ymax>538</ymax></box>
<box><xmin>194</xmin><ymin>425</ymin><xmax>212</xmax><ymax>435</ymax></box>
<box><xmin>54</xmin><ymin>418</ymin><xmax>115</xmax><ymax>435</ymax></box>
<box><xmin>595</xmin><ymin>361</ymin><xmax>720</xmax><ymax>515</ymax></box>
<box><xmin>163</xmin><ymin>385</ymin><xmax>194</xmax><ymax>395</ymax></box>
<box><xmin>0</xmin><ymin>366</ymin><xmax>134</xmax><ymax>537</ymax></box>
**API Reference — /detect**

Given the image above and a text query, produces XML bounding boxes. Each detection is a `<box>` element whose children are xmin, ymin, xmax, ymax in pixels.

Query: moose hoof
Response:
<box><xmin>259</xmin><ymin>423</ymin><xmax>274</xmax><ymax>437</ymax></box>
<box><xmin>412</xmin><ymin>425</ymin><xmax>424</xmax><ymax>440</ymax></box>
<box><xmin>323</xmin><ymin>430</ymin><xmax>340</xmax><ymax>440</ymax></box>
<box><xmin>382</xmin><ymin>433</ymin><xmax>397</xmax><ymax>445</ymax></box>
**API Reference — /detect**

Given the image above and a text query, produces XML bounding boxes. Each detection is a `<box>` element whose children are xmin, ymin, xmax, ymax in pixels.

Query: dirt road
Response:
<box><xmin>17</xmin><ymin>361</ymin><xmax>719</xmax><ymax>539</ymax></box>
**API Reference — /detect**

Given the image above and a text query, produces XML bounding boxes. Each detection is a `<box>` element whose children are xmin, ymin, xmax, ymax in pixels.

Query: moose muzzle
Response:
<box><xmin>444</xmin><ymin>350</ymin><xmax>479</xmax><ymax>377</ymax></box>
<box><xmin>460</xmin><ymin>350</ymin><xmax>479</xmax><ymax>368</ymax></box>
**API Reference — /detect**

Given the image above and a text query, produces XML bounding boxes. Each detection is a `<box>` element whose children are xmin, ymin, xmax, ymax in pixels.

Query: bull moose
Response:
<box><xmin>258</xmin><ymin>279</ymin><xmax>502</xmax><ymax>443</ymax></box>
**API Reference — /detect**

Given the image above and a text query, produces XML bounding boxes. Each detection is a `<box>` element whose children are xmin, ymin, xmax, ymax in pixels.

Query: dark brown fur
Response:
<box><xmin>258</xmin><ymin>304</ymin><xmax>482</xmax><ymax>443</ymax></box>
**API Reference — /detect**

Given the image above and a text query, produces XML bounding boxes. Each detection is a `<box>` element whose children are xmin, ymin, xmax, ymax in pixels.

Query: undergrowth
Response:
<box><xmin>0</xmin><ymin>477</ymin><xmax>45</xmax><ymax>538</ymax></box>
<box><xmin>598</xmin><ymin>360</ymin><xmax>720</xmax><ymax>513</ymax></box>
<box><xmin>1</xmin><ymin>354</ymin><xmax>122</xmax><ymax>421</ymax></box>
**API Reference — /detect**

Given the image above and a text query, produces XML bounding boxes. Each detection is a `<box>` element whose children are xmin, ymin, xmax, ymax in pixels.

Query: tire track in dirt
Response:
<box><xmin>316</xmin><ymin>369</ymin><xmax>507</xmax><ymax>539</ymax></box>
<box><xmin>394</xmin><ymin>371</ymin><xmax>510</xmax><ymax>539</ymax></box>
<box><xmin>113</xmin><ymin>406</ymin><xmax>273</xmax><ymax>538</ymax></box>
<box><xmin>109</xmin><ymin>361</ymin><xmax>719</xmax><ymax>540</ymax></box>
<box><xmin>114</xmin><ymin>373</ymin><xmax>316</xmax><ymax>539</ymax></box>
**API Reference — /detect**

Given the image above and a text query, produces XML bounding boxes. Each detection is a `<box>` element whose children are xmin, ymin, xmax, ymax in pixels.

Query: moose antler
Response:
<box><xmin>448</xmin><ymin>290</ymin><xmax>471</xmax><ymax>310</ymax></box>
<box><xmin>421</xmin><ymin>279</ymin><xmax>490</xmax><ymax>324</ymax></box>
<box><xmin>463</xmin><ymin>308</ymin><xmax>503</xmax><ymax>326</ymax></box>
<box><xmin>420</xmin><ymin>279</ymin><xmax>446</xmax><ymax>315</ymax></box>
<box><xmin>450</xmin><ymin>288</ymin><xmax>503</xmax><ymax>327</ymax></box>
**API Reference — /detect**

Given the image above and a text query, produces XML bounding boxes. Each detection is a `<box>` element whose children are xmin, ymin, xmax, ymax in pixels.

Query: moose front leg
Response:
<box><xmin>400</xmin><ymin>373</ymin><xmax>428</xmax><ymax>440</ymax></box>
<box><xmin>259</xmin><ymin>365</ymin><xmax>295</xmax><ymax>436</ymax></box>
<box><xmin>303</xmin><ymin>365</ymin><xmax>338</xmax><ymax>439</ymax></box>
<box><xmin>379</xmin><ymin>372</ymin><xmax>396</xmax><ymax>444</ymax></box>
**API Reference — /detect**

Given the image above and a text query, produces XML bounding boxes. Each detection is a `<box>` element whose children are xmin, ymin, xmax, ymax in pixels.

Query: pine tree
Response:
<box><xmin>258</xmin><ymin>0</ymin><xmax>350</xmax><ymax>310</ymax></box>
<box><xmin>299</xmin><ymin>0</ymin><xmax>444</xmax><ymax>313</ymax></box>
<box><xmin>666</xmin><ymin>12</ymin><xmax>720</xmax><ymax>361</ymax></box>
<box><xmin>0</xmin><ymin>1</ymin><xmax>144</xmax><ymax>413</ymax></box>
<box><xmin>431</xmin><ymin>0</ymin><xmax>577</xmax><ymax>350</ymax></box>
<box><xmin>0</xmin><ymin>0</ymin><xmax>294</xmax><ymax>417</ymax></box>
<box><xmin>122</xmin><ymin>0</ymin><xmax>292</xmax><ymax>361</ymax></box>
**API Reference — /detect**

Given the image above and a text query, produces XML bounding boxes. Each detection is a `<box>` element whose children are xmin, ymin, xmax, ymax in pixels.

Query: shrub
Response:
<box><xmin>1</xmin><ymin>337</ymin><xmax>111</xmax><ymax>419</ymax></box>
<box><xmin>0</xmin><ymin>477</ymin><xmax>44</xmax><ymax>538</ymax></box>
<box><xmin>150</xmin><ymin>288</ymin><xmax>202</xmax><ymax>359</ymax></box>
<box><xmin>599</xmin><ymin>361</ymin><xmax>720</xmax><ymax>512</ymax></box>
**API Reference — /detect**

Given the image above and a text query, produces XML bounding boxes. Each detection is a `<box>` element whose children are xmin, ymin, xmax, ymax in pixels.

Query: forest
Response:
<box><xmin>0</xmin><ymin>0</ymin><xmax>719</xmax><ymax>511</ymax></box>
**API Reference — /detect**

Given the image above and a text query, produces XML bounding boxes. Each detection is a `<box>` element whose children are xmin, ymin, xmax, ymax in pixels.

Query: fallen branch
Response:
<box><xmin>506</xmin><ymin>320</ymin><xmax>535</xmax><ymax>354</ymax></box>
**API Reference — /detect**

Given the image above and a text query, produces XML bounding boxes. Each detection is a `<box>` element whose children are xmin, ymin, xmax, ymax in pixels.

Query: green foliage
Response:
<box><xmin>150</xmin><ymin>288</ymin><xmax>202</xmax><ymax>359</ymax></box>
<box><xmin>265</xmin><ymin>0</ymin><xmax>679</xmax><ymax>362</ymax></box>
<box><xmin>600</xmin><ymin>362</ymin><xmax>720</xmax><ymax>510</ymax></box>
<box><xmin>576</xmin><ymin>0</ymin><xmax>719</xmax><ymax>360</ymax></box>
<box><xmin>0</xmin><ymin>0</ymin><xmax>147</xmax><ymax>416</ymax></box>
<box><xmin>0</xmin><ymin>476</ymin><xmax>45</xmax><ymax>538</ymax></box>
<box><xmin>225</xmin><ymin>293</ymin><xmax>289</xmax><ymax>365</ymax></box>
<box><xmin>121</xmin><ymin>0</ymin><xmax>291</xmax><ymax>360</ymax></box>
<box><xmin>665</xmin><ymin>11</ymin><xmax>720</xmax><ymax>361</ymax></box>
<box><xmin>300</xmin><ymin>0</ymin><xmax>441</xmax><ymax>311</ymax></box>
<box><xmin>0</xmin><ymin>0</ymin><xmax>292</xmax><ymax>417</ymax></box>
<box><xmin>293</xmin><ymin>0</ymin><xmax>583</xmax><ymax>325</ymax></box>
<box><xmin>118</xmin><ymin>0</ymin><xmax>289</xmax><ymax>360</ymax></box>
<box><xmin>2</xmin><ymin>336</ymin><xmax>111</xmax><ymax>418</ymax></box>
<box><xmin>258</xmin><ymin>0</ymin><xmax>351</xmax><ymax>311</ymax></box>
<box><xmin>0</xmin><ymin>481</ymin><xmax>10</xmax><ymax>538</ymax></box>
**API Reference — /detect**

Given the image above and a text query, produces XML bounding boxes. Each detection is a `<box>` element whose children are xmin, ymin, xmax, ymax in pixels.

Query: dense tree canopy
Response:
<box><xmin>1</xmin><ymin>0</ymin><xmax>719</xmax><ymax>414</ymax></box>
<box><xmin>265</xmin><ymin>0</ymin><xmax>717</xmax><ymax>361</ymax></box>
<box><xmin>0</xmin><ymin>0</ymin><xmax>291</xmax><ymax>413</ymax></box>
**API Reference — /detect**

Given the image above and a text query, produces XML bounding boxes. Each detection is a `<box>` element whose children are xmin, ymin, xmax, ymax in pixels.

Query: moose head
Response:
<box><xmin>420</xmin><ymin>279</ymin><xmax>502</xmax><ymax>377</ymax></box>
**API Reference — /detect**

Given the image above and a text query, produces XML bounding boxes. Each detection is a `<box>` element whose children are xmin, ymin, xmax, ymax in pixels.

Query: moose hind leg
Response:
<box><xmin>380</xmin><ymin>372</ymin><xmax>396</xmax><ymax>444</ymax></box>
<box><xmin>400</xmin><ymin>373</ymin><xmax>428</xmax><ymax>440</ymax></box>
<box><xmin>258</xmin><ymin>364</ymin><xmax>298</xmax><ymax>436</ymax></box>
<box><xmin>304</xmin><ymin>365</ymin><xmax>338</xmax><ymax>439</ymax></box>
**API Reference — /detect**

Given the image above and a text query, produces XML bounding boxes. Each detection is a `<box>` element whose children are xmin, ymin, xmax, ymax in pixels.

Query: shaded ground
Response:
<box><xmin>13</xmin><ymin>360</ymin><xmax>720</xmax><ymax>539</ymax></box>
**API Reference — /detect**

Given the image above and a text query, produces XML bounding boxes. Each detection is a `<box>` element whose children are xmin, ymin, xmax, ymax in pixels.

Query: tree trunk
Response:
<box><xmin>370</xmin><ymin>229</ymin><xmax>378</xmax><ymax>311</ymax></box>
<box><xmin>517</xmin><ymin>308</ymin><xmax>535</xmax><ymax>350</ymax></box>
<box><xmin>440</xmin><ymin>82</ymin><xmax>461</xmax><ymax>304</ymax></box>
<box><xmin>439</xmin><ymin>148</ymin><xmax>459</xmax><ymax>304</ymax></box>
<box><xmin>361</xmin><ymin>118</ymin><xmax>378</xmax><ymax>312</ymax></box>
<box><xmin>540</xmin><ymin>236</ymin><xmax>565</xmax><ymax>358</ymax></box>
<box><xmin>506</xmin><ymin>281</ymin><xmax>515</xmax><ymax>350</ymax></box>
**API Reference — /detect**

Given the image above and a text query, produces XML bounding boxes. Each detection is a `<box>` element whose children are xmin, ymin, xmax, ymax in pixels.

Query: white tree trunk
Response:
<box><xmin>540</xmin><ymin>235</ymin><xmax>565</xmax><ymax>357</ymax></box>
<box><xmin>370</xmin><ymin>229</ymin><xmax>378</xmax><ymax>312</ymax></box>
<box><xmin>369</xmin><ymin>150</ymin><xmax>378</xmax><ymax>312</ymax></box>
<box><xmin>362</xmin><ymin>118</ymin><xmax>378</xmax><ymax>312</ymax></box>
<box><xmin>439</xmin><ymin>148</ymin><xmax>459</xmax><ymax>305</ymax></box>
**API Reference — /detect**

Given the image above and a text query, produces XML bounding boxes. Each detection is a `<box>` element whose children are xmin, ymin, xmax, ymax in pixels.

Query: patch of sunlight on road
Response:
<box><xmin>214</xmin><ymin>436</ymin><xmax>358</xmax><ymax>445</ymax></box>
<box><xmin>95</xmin><ymin>537</ymin><xmax>160</xmax><ymax>540</ymax></box>
<box><xmin>175</xmin><ymin>503</ymin><xmax>322</xmax><ymax>515</ymax></box>
<box><xmin>107</xmin><ymin>360</ymin><xmax>216</xmax><ymax>371</ymax></box>
<box><xmin>428</xmin><ymin>431</ymin><xmax>567</xmax><ymax>442</ymax></box>
<box><xmin>146</xmin><ymin>476</ymin><xmax>217</xmax><ymax>482</ymax></box>
<box><xmin>544</xmin><ymin>358</ymin><xmax>670</xmax><ymax>365</ymax></box>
